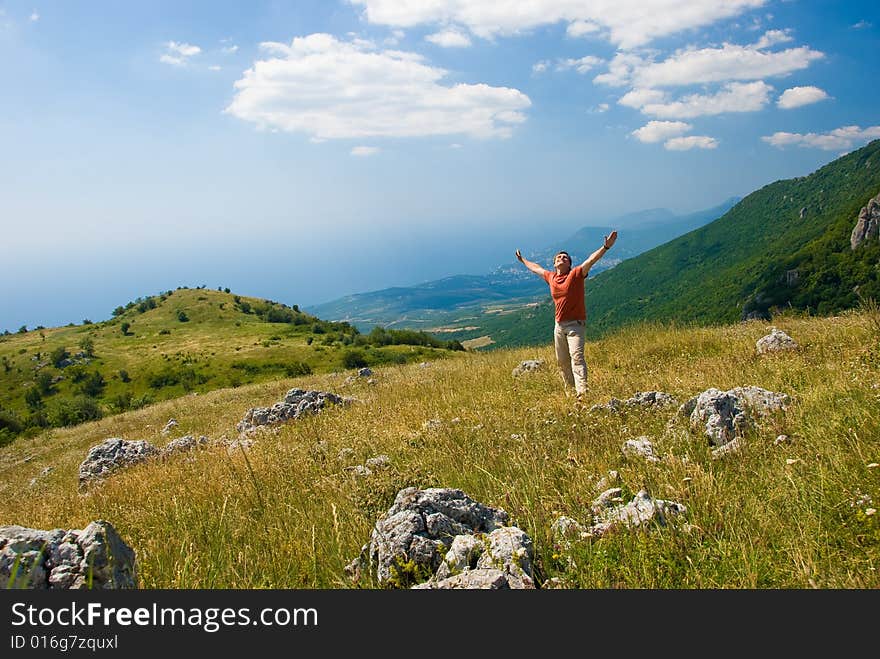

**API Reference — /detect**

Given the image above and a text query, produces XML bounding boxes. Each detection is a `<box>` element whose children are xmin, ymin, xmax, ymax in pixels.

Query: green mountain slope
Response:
<box><xmin>442</xmin><ymin>140</ymin><xmax>880</xmax><ymax>347</ymax></box>
<box><xmin>0</xmin><ymin>287</ymin><xmax>465</xmax><ymax>445</ymax></box>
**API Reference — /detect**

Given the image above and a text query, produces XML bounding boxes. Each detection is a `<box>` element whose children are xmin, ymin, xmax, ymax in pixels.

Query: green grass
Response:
<box><xmin>1</xmin><ymin>310</ymin><xmax>878</xmax><ymax>588</ymax></box>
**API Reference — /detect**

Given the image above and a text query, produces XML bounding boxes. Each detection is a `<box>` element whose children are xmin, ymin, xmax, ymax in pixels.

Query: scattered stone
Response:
<box><xmin>164</xmin><ymin>435</ymin><xmax>209</xmax><ymax>454</ymax></box>
<box><xmin>161</xmin><ymin>419</ymin><xmax>179</xmax><ymax>435</ymax></box>
<box><xmin>551</xmin><ymin>517</ymin><xmax>589</xmax><ymax>548</ymax></box>
<box><xmin>224</xmin><ymin>438</ymin><xmax>254</xmax><ymax>454</ymax></box>
<box><xmin>595</xmin><ymin>470</ymin><xmax>620</xmax><ymax>492</ymax></box>
<box><xmin>683</xmin><ymin>386</ymin><xmax>790</xmax><ymax>447</ymax></box>
<box><xmin>756</xmin><ymin>328</ymin><xmax>798</xmax><ymax>355</ymax></box>
<box><xmin>1</xmin><ymin>520</ymin><xmax>136</xmax><ymax>589</ymax></box>
<box><xmin>365</xmin><ymin>455</ymin><xmax>391</xmax><ymax>470</ymax></box>
<box><xmin>512</xmin><ymin>360</ymin><xmax>544</xmax><ymax>377</ymax></box>
<box><xmin>79</xmin><ymin>439</ymin><xmax>160</xmax><ymax>486</ymax></box>
<box><xmin>345</xmin><ymin>465</ymin><xmax>372</xmax><ymax>477</ymax></box>
<box><xmin>552</xmin><ymin>490</ymin><xmax>688</xmax><ymax>543</ymax></box>
<box><xmin>774</xmin><ymin>434</ymin><xmax>791</xmax><ymax>446</ymax></box>
<box><xmin>357</xmin><ymin>367</ymin><xmax>373</xmax><ymax>377</ymax></box>
<box><xmin>236</xmin><ymin>388</ymin><xmax>346</xmax><ymax>436</ymax></box>
<box><xmin>422</xmin><ymin>418</ymin><xmax>443</xmax><ymax>431</ymax></box>
<box><xmin>337</xmin><ymin>448</ymin><xmax>355</xmax><ymax>462</ymax></box>
<box><xmin>591</xmin><ymin>488</ymin><xmax>623</xmax><ymax>515</ymax></box>
<box><xmin>345</xmin><ymin>487</ymin><xmax>515</xmax><ymax>588</ymax></box>
<box><xmin>711</xmin><ymin>437</ymin><xmax>742</xmax><ymax>459</ymax></box>
<box><xmin>623</xmin><ymin>436</ymin><xmax>660</xmax><ymax>462</ymax></box>
<box><xmin>591</xmin><ymin>391</ymin><xmax>679</xmax><ymax>413</ymax></box>
<box><xmin>419</xmin><ymin>526</ymin><xmax>535</xmax><ymax>590</ymax></box>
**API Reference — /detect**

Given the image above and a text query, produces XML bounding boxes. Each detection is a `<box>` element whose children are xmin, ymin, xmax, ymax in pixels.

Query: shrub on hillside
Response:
<box><xmin>50</xmin><ymin>346</ymin><xmax>70</xmax><ymax>367</ymax></box>
<box><xmin>78</xmin><ymin>337</ymin><xmax>95</xmax><ymax>357</ymax></box>
<box><xmin>24</xmin><ymin>387</ymin><xmax>43</xmax><ymax>410</ymax></box>
<box><xmin>342</xmin><ymin>349</ymin><xmax>368</xmax><ymax>369</ymax></box>
<box><xmin>45</xmin><ymin>395</ymin><xmax>102</xmax><ymax>427</ymax></box>
<box><xmin>35</xmin><ymin>371</ymin><xmax>55</xmax><ymax>395</ymax></box>
<box><xmin>0</xmin><ymin>407</ymin><xmax>23</xmax><ymax>436</ymax></box>
<box><xmin>78</xmin><ymin>371</ymin><xmax>106</xmax><ymax>397</ymax></box>
<box><xmin>285</xmin><ymin>362</ymin><xmax>312</xmax><ymax>377</ymax></box>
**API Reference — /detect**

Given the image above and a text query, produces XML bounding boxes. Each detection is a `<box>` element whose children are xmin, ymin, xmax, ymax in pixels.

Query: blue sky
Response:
<box><xmin>1</xmin><ymin>0</ymin><xmax>878</xmax><ymax>331</ymax></box>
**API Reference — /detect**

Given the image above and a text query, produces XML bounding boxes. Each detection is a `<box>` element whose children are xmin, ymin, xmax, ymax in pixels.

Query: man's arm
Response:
<box><xmin>515</xmin><ymin>249</ymin><xmax>548</xmax><ymax>277</ymax></box>
<box><xmin>578</xmin><ymin>230</ymin><xmax>618</xmax><ymax>275</ymax></box>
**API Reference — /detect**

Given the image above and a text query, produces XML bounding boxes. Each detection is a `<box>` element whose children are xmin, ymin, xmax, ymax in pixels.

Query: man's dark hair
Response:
<box><xmin>555</xmin><ymin>251</ymin><xmax>571</xmax><ymax>260</ymax></box>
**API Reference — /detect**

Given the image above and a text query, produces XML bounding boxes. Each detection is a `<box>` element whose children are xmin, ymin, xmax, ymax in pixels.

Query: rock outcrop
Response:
<box><xmin>346</xmin><ymin>487</ymin><xmax>535</xmax><ymax>589</ymax></box>
<box><xmin>79</xmin><ymin>438</ymin><xmax>159</xmax><ymax>486</ymax></box>
<box><xmin>512</xmin><ymin>360</ymin><xmax>544</xmax><ymax>377</ymax></box>
<box><xmin>591</xmin><ymin>391</ymin><xmax>679</xmax><ymax>413</ymax></box>
<box><xmin>236</xmin><ymin>388</ymin><xmax>346</xmax><ymax>436</ymax></box>
<box><xmin>851</xmin><ymin>192</ymin><xmax>880</xmax><ymax>250</ymax></box>
<box><xmin>756</xmin><ymin>328</ymin><xmax>798</xmax><ymax>355</ymax></box>
<box><xmin>552</xmin><ymin>489</ymin><xmax>688</xmax><ymax>544</ymax></box>
<box><xmin>678</xmin><ymin>386</ymin><xmax>790</xmax><ymax>446</ymax></box>
<box><xmin>0</xmin><ymin>520</ymin><xmax>137</xmax><ymax>589</ymax></box>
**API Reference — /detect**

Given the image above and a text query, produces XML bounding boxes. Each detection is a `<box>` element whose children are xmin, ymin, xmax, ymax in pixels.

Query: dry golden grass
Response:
<box><xmin>2</xmin><ymin>311</ymin><xmax>878</xmax><ymax>588</ymax></box>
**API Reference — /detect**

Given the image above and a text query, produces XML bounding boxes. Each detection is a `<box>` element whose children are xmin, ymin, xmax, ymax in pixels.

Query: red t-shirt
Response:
<box><xmin>542</xmin><ymin>265</ymin><xmax>586</xmax><ymax>322</ymax></box>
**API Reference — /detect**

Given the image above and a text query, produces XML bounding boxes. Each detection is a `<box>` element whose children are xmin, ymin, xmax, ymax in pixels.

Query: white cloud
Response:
<box><xmin>566</xmin><ymin>20</ymin><xmax>600</xmax><ymax>38</ymax></box>
<box><xmin>160</xmin><ymin>55</ymin><xmax>185</xmax><ymax>66</ymax></box>
<box><xmin>593</xmin><ymin>52</ymin><xmax>644</xmax><ymax>86</ymax></box>
<box><xmin>556</xmin><ymin>55</ymin><xmax>602</xmax><ymax>74</ymax></box>
<box><xmin>208</xmin><ymin>65</ymin><xmax>222</xmax><ymax>71</ymax></box>
<box><xmin>29</xmin><ymin>11</ymin><xmax>39</xmax><ymax>22</ymax></box>
<box><xmin>640</xmin><ymin>81</ymin><xmax>773</xmax><ymax>119</ymax></box>
<box><xmin>349</xmin><ymin>0</ymin><xmax>767</xmax><ymax>50</ymax></box>
<box><xmin>226</xmin><ymin>33</ymin><xmax>531</xmax><ymax>140</ymax></box>
<box><xmin>161</xmin><ymin>41</ymin><xmax>201</xmax><ymax>66</ymax></box>
<box><xmin>351</xmin><ymin>146</ymin><xmax>380</xmax><ymax>156</ymax></box>
<box><xmin>664</xmin><ymin>135</ymin><xmax>718</xmax><ymax>150</ymax></box>
<box><xmin>632</xmin><ymin>120</ymin><xmax>691</xmax><ymax>143</ymax></box>
<box><xmin>762</xmin><ymin>125</ymin><xmax>880</xmax><ymax>151</ymax></box>
<box><xmin>595</xmin><ymin>103</ymin><xmax>609</xmax><ymax>113</ymax></box>
<box><xmin>384</xmin><ymin>29</ymin><xmax>406</xmax><ymax>46</ymax></box>
<box><xmin>425</xmin><ymin>28</ymin><xmax>471</xmax><ymax>47</ymax></box>
<box><xmin>166</xmin><ymin>41</ymin><xmax>201</xmax><ymax>57</ymax></box>
<box><xmin>222</xmin><ymin>44</ymin><xmax>239</xmax><ymax>54</ymax></box>
<box><xmin>532</xmin><ymin>60</ymin><xmax>549</xmax><ymax>74</ymax></box>
<box><xmin>620</xmin><ymin>42</ymin><xmax>823</xmax><ymax>88</ymax></box>
<box><xmin>777</xmin><ymin>85</ymin><xmax>829</xmax><ymax>109</ymax></box>
<box><xmin>754</xmin><ymin>29</ymin><xmax>792</xmax><ymax>49</ymax></box>
<box><xmin>852</xmin><ymin>20</ymin><xmax>872</xmax><ymax>29</ymax></box>
<box><xmin>618</xmin><ymin>88</ymin><xmax>666</xmax><ymax>109</ymax></box>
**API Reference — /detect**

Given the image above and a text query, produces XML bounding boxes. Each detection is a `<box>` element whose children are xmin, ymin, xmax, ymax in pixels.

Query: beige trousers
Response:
<box><xmin>554</xmin><ymin>319</ymin><xmax>588</xmax><ymax>395</ymax></box>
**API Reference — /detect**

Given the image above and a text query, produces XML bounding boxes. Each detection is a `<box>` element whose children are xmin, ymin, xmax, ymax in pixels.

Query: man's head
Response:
<box><xmin>554</xmin><ymin>251</ymin><xmax>572</xmax><ymax>273</ymax></box>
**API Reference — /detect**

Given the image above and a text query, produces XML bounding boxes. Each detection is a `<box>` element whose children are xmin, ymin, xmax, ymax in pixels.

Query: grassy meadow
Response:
<box><xmin>1</xmin><ymin>309</ymin><xmax>878</xmax><ymax>588</ymax></box>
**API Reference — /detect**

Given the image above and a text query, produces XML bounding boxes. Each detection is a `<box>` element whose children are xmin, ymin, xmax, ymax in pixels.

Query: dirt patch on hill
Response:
<box><xmin>462</xmin><ymin>335</ymin><xmax>494</xmax><ymax>350</ymax></box>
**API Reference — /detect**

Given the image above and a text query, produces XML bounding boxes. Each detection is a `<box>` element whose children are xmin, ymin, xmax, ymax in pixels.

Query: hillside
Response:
<box><xmin>0</xmin><ymin>287</ymin><xmax>465</xmax><ymax>445</ymax></box>
<box><xmin>1</xmin><ymin>310</ymin><xmax>878</xmax><ymax>588</ymax></box>
<box><xmin>439</xmin><ymin>140</ymin><xmax>880</xmax><ymax>348</ymax></box>
<box><xmin>306</xmin><ymin>199</ymin><xmax>738</xmax><ymax>331</ymax></box>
